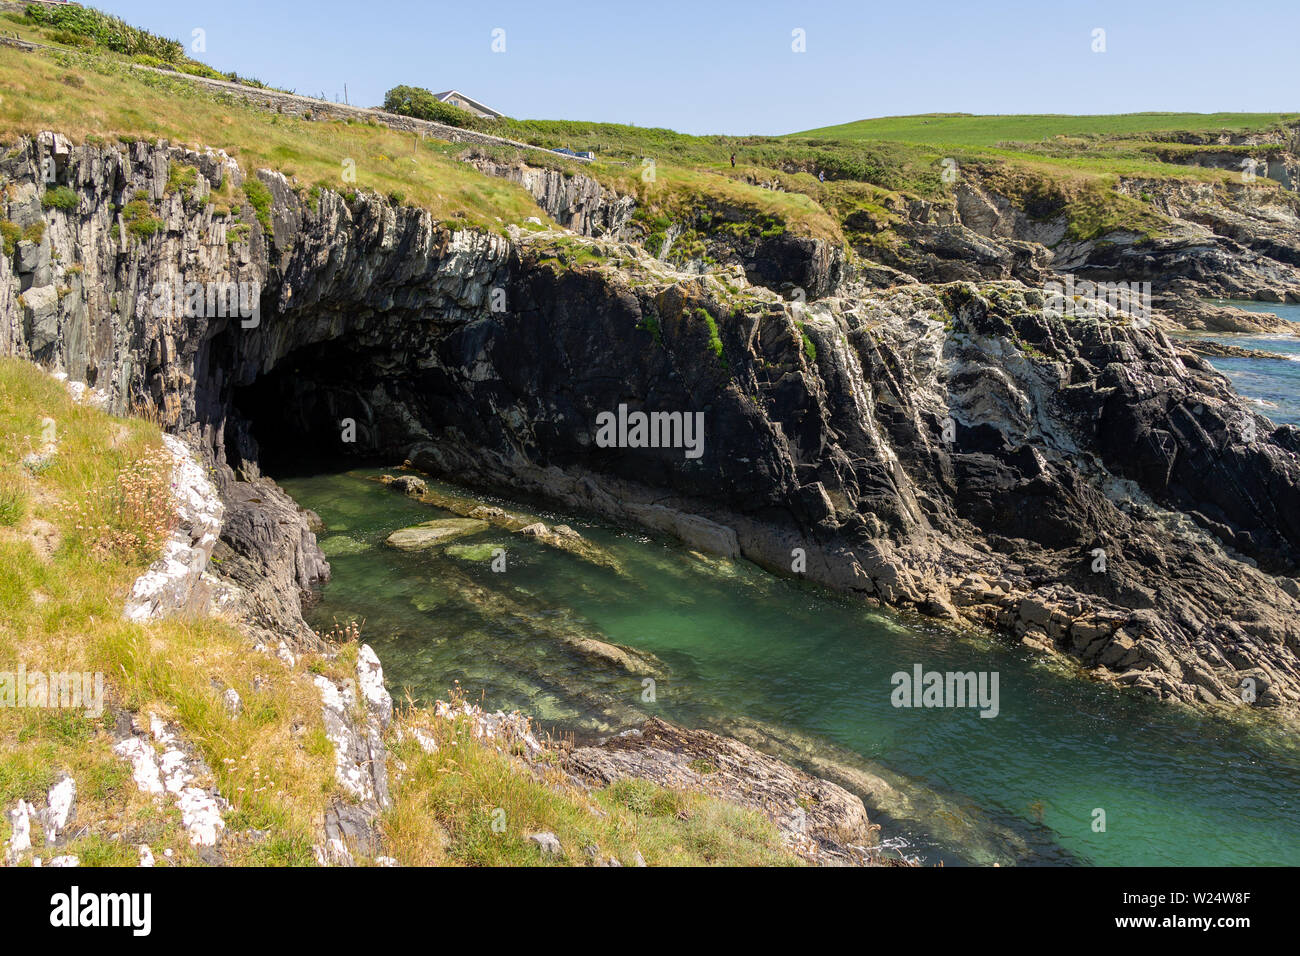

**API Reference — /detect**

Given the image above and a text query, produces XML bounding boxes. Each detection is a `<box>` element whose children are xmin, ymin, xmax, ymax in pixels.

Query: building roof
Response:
<box><xmin>434</xmin><ymin>90</ymin><xmax>503</xmax><ymax>119</ymax></box>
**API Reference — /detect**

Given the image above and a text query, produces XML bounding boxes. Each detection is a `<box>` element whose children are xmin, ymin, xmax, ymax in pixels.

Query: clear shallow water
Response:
<box><xmin>279</xmin><ymin>468</ymin><xmax>1300</xmax><ymax>867</ymax></box>
<box><xmin>1181</xmin><ymin>300</ymin><xmax>1300</xmax><ymax>425</ymax></box>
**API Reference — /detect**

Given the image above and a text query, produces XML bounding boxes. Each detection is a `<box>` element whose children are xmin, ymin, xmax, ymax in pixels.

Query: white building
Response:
<box><xmin>434</xmin><ymin>90</ymin><xmax>503</xmax><ymax>120</ymax></box>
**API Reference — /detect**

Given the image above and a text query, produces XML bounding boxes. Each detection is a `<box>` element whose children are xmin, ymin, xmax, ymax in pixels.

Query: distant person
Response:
<box><xmin>730</xmin><ymin>153</ymin><xmax>736</xmax><ymax>168</ymax></box>
<box><xmin>819</xmin><ymin>170</ymin><xmax>825</xmax><ymax>183</ymax></box>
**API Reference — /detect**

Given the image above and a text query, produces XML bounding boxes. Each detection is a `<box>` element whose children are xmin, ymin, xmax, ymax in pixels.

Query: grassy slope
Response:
<box><xmin>495</xmin><ymin>114</ymin><xmax>1292</xmax><ymax>244</ymax></box>
<box><xmin>0</xmin><ymin>44</ymin><xmax>550</xmax><ymax>233</ymax></box>
<box><xmin>385</xmin><ymin>703</ymin><xmax>799</xmax><ymax>866</ymax></box>
<box><xmin>0</xmin><ymin>359</ymin><xmax>800</xmax><ymax>866</ymax></box>
<box><xmin>794</xmin><ymin>112</ymin><xmax>1300</xmax><ymax>146</ymax></box>
<box><xmin>785</xmin><ymin>113</ymin><xmax>1300</xmax><ymax>240</ymax></box>
<box><xmin>0</xmin><ymin>359</ymin><xmax>336</xmax><ymax>865</ymax></box>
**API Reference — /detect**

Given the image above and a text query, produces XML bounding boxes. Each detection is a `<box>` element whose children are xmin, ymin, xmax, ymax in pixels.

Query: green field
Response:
<box><xmin>794</xmin><ymin>112</ymin><xmax>1300</xmax><ymax>147</ymax></box>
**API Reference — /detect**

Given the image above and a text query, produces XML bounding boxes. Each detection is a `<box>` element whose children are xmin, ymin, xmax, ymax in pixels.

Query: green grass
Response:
<box><xmin>0</xmin><ymin>221</ymin><xmax>21</xmax><ymax>257</ymax></box>
<box><xmin>0</xmin><ymin>44</ymin><xmax>552</xmax><ymax>235</ymax></box>
<box><xmin>794</xmin><ymin>112</ymin><xmax>1300</xmax><ymax>147</ymax></box>
<box><xmin>165</xmin><ymin>160</ymin><xmax>199</xmax><ymax>196</ymax></box>
<box><xmin>382</xmin><ymin>707</ymin><xmax>800</xmax><ymax>866</ymax></box>
<box><xmin>40</xmin><ymin>186</ymin><xmax>79</xmax><ymax>211</ymax></box>
<box><xmin>242</xmin><ymin>178</ymin><xmax>273</xmax><ymax>234</ymax></box>
<box><xmin>0</xmin><ymin>482</ymin><xmax>24</xmax><ymax>526</ymax></box>
<box><xmin>121</xmin><ymin>198</ymin><xmax>162</xmax><ymax>238</ymax></box>
<box><xmin>696</xmin><ymin>307</ymin><xmax>725</xmax><ymax>360</ymax></box>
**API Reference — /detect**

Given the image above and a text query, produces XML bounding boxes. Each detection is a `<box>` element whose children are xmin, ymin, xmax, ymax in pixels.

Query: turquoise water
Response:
<box><xmin>1182</xmin><ymin>300</ymin><xmax>1300</xmax><ymax>425</ymax></box>
<box><xmin>279</xmin><ymin>468</ymin><xmax>1300</xmax><ymax>867</ymax></box>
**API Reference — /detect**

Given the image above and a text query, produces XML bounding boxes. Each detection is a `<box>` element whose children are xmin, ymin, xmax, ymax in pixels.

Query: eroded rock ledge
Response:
<box><xmin>565</xmin><ymin>718</ymin><xmax>882</xmax><ymax>864</ymax></box>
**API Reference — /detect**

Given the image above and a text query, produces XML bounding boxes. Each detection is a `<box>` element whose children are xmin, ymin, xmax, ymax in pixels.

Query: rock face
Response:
<box><xmin>857</xmin><ymin>161</ymin><xmax>1300</xmax><ymax>327</ymax></box>
<box><xmin>4</xmin><ymin>132</ymin><xmax>1300</xmax><ymax>717</ymax></box>
<box><xmin>313</xmin><ymin>643</ymin><xmax>393</xmax><ymax>866</ymax></box>
<box><xmin>466</xmin><ymin>156</ymin><xmax>635</xmax><ymax>239</ymax></box>
<box><xmin>212</xmin><ymin>476</ymin><xmax>330</xmax><ymax>647</ymax></box>
<box><xmin>123</xmin><ymin>433</ymin><xmax>226</xmax><ymax>623</ymax></box>
<box><xmin>464</xmin><ymin>155</ymin><xmax>845</xmax><ymax>298</ymax></box>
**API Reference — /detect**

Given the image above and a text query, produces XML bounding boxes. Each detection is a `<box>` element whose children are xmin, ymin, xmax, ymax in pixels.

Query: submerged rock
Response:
<box><xmin>380</xmin><ymin>477</ymin><xmax>625</xmax><ymax>574</ymax></box>
<box><xmin>439</xmin><ymin>566</ymin><xmax>667</xmax><ymax>678</ymax></box>
<box><xmin>717</xmin><ymin>714</ymin><xmax>1037</xmax><ymax>866</ymax></box>
<box><xmin>319</xmin><ymin>535</ymin><xmax>370</xmax><ymax>557</ymax></box>
<box><xmin>444</xmin><ymin>541</ymin><xmax>506</xmax><ymax>562</ymax></box>
<box><xmin>385</xmin><ymin>518</ymin><xmax>489</xmax><ymax>551</ymax></box>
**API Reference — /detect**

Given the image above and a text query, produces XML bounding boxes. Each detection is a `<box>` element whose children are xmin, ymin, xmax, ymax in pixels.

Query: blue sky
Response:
<box><xmin>100</xmin><ymin>0</ymin><xmax>1300</xmax><ymax>135</ymax></box>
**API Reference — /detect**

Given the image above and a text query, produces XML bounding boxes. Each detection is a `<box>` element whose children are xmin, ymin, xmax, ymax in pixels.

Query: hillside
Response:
<box><xmin>794</xmin><ymin>111</ymin><xmax>1300</xmax><ymax>146</ymax></box>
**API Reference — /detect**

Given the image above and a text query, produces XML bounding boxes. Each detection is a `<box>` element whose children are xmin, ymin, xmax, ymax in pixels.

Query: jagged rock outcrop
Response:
<box><xmin>113</xmin><ymin>713</ymin><xmax>229</xmax><ymax>857</ymax></box>
<box><xmin>899</xmin><ymin>163</ymin><xmax>1300</xmax><ymax>331</ymax></box>
<box><xmin>212</xmin><ymin>475</ymin><xmax>330</xmax><ymax>647</ymax></box>
<box><xmin>464</xmin><ymin>154</ymin><xmax>845</xmax><ymax>298</ymax></box>
<box><xmin>313</xmin><ymin>644</ymin><xmax>393</xmax><ymax>866</ymax></box>
<box><xmin>4</xmin><ymin>132</ymin><xmax>1300</xmax><ymax>718</ymax></box>
<box><xmin>465</xmin><ymin>156</ymin><xmax>636</xmax><ymax>238</ymax></box>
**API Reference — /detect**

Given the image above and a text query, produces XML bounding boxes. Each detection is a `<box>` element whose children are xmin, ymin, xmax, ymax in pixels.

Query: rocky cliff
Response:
<box><xmin>461</xmin><ymin>142</ymin><xmax>1300</xmax><ymax>333</ymax></box>
<box><xmin>4</xmin><ymin>132</ymin><xmax>1300</xmax><ymax>719</ymax></box>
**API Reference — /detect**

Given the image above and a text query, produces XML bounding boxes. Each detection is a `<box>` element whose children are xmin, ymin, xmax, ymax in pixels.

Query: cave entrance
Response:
<box><xmin>227</xmin><ymin>338</ymin><xmax>408</xmax><ymax>479</ymax></box>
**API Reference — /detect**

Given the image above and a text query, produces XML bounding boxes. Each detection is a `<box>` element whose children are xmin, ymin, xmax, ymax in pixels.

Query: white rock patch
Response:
<box><xmin>41</xmin><ymin>775</ymin><xmax>75</xmax><ymax>845</ymax></box>
<box><xmin>4</xmin><ymin>776</ymin><xmax>78</xmax><ymax>862</ymax></box>
<box><xmin>113</xmin><ymin>713</ymin><xmax>228</xmax><ymax>848</ymax></box>
<box><xmin>314</xmin><ymin>673</ymin><xmax>382</xmax><ymax>806</ymax></box>
<box><xmin>123</xmin><ymin>434</ymin><xmax>225</xmax><ymax>622</ymax></box>
<box><xmin>4</xmin><ymin>800</ymin><xmax>36</xmax><ymax>861</ymax></box>
<box><xmin>113</xmin><ymin>737</ymin><xmax>165</xmax><ymax>795</ymax></box>
<box><xmin>311</xmin><ymin>645</ymin><xmax>393</xmax><ymax>866</ymax></box>
<box><xmin>356</xmin><ymin>644</ymin><xmax>393</xmax><ymax>730</ymax></box>
<box><xmin>433</xmin><ymin>699</ymin><xmax>543</xmax><ymax>756</ymax></box>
